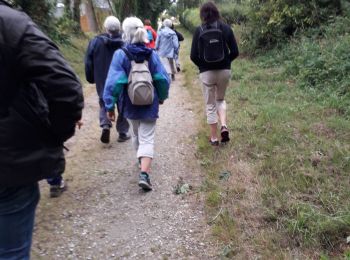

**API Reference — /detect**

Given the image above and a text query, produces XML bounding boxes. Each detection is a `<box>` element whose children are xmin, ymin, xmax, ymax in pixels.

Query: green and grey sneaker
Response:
<box><xmin>138</xmin><ymin>172</ymin><xmax>152</xmax><ymax>191</ymax></box>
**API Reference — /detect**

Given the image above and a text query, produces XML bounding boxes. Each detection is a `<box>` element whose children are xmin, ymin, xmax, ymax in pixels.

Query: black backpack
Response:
<box><xmin>198</xmin><ymin>21</ymin><xmax>225</xmax><ymax>63</ymax></box>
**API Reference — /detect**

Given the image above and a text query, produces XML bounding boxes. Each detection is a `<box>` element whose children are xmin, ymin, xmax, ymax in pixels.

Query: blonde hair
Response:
<box><xmin>122</xmin><ymin>17</ymin><xmax>148</xmax><ymax>44</ymax></box>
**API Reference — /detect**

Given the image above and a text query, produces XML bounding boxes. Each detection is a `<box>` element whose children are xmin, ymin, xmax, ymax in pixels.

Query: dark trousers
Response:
<box><xmin>99</xmin><ymin>98</ymin><xmax>129</xmax><ymax>134</ymax></box>
<box><xmin>0</xmin><ymin>183</ymin><xmax>40</xmax><ymax>259</ymax></box>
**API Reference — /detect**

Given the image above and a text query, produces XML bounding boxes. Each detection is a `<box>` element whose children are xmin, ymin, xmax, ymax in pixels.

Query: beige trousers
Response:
<box><xmin>199</xmin><ymin>69</ymin><xmax>231</xmax><ymax>124</ymax></box>
<box><xmin>160</xmin><ymin>57</ymin><xmax>176</xmax><ymax>75</ymax></box>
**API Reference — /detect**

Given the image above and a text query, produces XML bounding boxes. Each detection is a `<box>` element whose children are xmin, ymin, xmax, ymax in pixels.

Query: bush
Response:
<box><xmin>240</xmin><ymin>0</ymin><xmax>343</xmax><ymax>53</ymax></box>
<box><xmin>180</xmin><ymin>8</ymin><xmax>200</xmax><ymax>33</ymax></box>
<box><xmin>219</xmin><ymin>3</ymin><xmax>248</xmax><ymax>25</ymax></box>
<box><xmin>258</xmin><ymin>17</ymin><xmax>350</xmax><ymax>117</ymax></box>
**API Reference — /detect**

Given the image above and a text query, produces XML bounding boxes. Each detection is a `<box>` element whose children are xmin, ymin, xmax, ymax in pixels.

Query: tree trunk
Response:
<box><xmin>107</xmin><ymin>0</ymin><xmax>116</xmax><ymax>15</ymax></box>
<box><xmin>85</xmin><ymin>0</ymin><xmax>98</xmax><ymax>33</ymax></box>
<box><xmin>73</xmin><ymin>0</ymin><xmax>82</xmax><ymax>33</ymax></box>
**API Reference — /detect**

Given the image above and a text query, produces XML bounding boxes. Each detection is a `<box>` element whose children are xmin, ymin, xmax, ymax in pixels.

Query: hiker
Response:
<box><xmin>190</xmin><ymin>1</ymin><xmax>239</xmax><ymax>146</ymax></box>
<box><xmin>0</xmin><ymin>1</ymin><xmax>84</xmax><ymax>258</ymax></box>
<box><xmin>155</xmin><ymin>18</ymin><xmax>179</xmax><ymax>81</ymax></box>
<box><xmin>85</xmin><ymin>16</ymin><xmax>130</xmax><ymax>144</ymax></box>
<box><xmin>171</xmin><ymin>23</ymin><xmax>184</xmax><ymax>72</ymax></box>
<box><xmin>144</xmin><ymin>19</ymin><xmax>157</xmax><ymax>49</ymax></box>
<box><xmin>103</xmin><ymin>17</ymin><xmax>170</xmax><ymax>191</ymax></box>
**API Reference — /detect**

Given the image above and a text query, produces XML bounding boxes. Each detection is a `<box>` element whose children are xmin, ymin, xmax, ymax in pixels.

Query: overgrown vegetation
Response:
<box><xmin>179</xmin><ymin>0</ymin><xmax>350</xmax><ymax>254</ymax></box>
<box><xmin>58</xmin><ymin>37</ymin><xmax>89</xmax><ymax>83</ymax></box>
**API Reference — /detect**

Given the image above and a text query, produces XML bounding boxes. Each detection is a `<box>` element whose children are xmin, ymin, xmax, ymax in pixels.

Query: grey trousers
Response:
<box><xmin>99</xmin><ymin>98</ymin><xmax>129</xmax><ymax>134</ymax></box>
<box><xmin>128</xmin><ymin>119</ymin><xmax>156</xmax><ymax>159</ymax></box>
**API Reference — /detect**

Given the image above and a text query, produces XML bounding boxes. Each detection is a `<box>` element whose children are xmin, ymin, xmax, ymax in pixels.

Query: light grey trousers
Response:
<box><xmin>199</xmin><ymin>69</ymin><xmax>231</xmax><ymax>124</ymax></box>
<box><xmin>128</xmin><ymin>119</ymin><xmax>157</xmax><ymax>159</ymax></box>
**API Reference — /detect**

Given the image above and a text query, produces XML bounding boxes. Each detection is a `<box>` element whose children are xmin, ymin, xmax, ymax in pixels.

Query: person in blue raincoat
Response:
<box><xmin>155</xmin><ymin>18</ymin><xmax>179</xmax><ymax>81</ymax></box>
<box><xmin>103</xmin><ymin>17</ymin><xmax>170</xmax><ymax>191</ymax></box>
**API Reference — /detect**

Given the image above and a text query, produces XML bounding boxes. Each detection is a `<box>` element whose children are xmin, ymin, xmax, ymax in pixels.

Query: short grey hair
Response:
<box><xmin>122</xmin><ymin>17</ymin><xmax>148</xmax><ymax>44</ymax></box>
<box><xmin>163</xmin><ymin>18</ymin><xmax>172</xmax><ymax>28</ymax></box>
<box><xmin>103</xmin><ymin>16</ymin><xmax>121</xmax><ymax>33</ymax></box>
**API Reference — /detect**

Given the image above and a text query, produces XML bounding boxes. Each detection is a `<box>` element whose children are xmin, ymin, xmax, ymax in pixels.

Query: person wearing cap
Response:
<box><xmin>85</xmin><ymin>16</ymin><xmax>130</xmax><ymax>143</ymax></box>
<box><xmin>155</xmin><ymin>18</ymin><xmax>179</xmax><ymax>81</ymax></box>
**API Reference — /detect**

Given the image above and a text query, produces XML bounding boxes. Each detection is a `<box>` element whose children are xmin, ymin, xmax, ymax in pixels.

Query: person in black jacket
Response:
<box><xmin>171</xmin><ymin>23</ymin><xmax>184</xmax><ymax>72</ymax></box>
<box><xmin>190</xmin><ymin>1</ymin><xmax>239</xmax><ymax>146</ymax></box>
<box><xmin>85</xmin><ymin>16</ymin><xmax>130</xmax><ymax>144</ymax></box>
<box><xmin>0</xmin><ymin>1</ymin><xmax>84</xmax><ymax>258</ymax></box>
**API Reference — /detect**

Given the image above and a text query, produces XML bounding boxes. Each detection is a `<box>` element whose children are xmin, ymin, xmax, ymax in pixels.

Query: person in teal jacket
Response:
<box><xmin>103</xmin><ymin>17</ymin><xmax>170</xmax><ymax>191</ymax></box>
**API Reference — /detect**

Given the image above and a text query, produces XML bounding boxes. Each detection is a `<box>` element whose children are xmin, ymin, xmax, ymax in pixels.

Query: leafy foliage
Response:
<box><xmin>113</xmin><ymin>0</ymin><xmax>172</xmax><ymax>26</ymax></box>
<box><xmin>259</xmin><ymin>16</ymin><xmax>350</xmax><ymax>117</ymax></box>
<box><xmin>240</xmin><ymin>0</ymin><xmax>342</xmax><ymax>52</ymax></box>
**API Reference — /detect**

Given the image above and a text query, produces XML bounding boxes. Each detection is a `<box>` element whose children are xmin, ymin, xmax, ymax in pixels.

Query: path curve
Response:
<box><xmin>32</xmin><ymin>72</ymin><xmax>216</xmax><ymax>259</ymax></box>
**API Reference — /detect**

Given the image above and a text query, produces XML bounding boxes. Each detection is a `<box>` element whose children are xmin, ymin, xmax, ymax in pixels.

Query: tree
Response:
<box><xmin>13</xmin><ymin>0</ymin><xmax>53</xmax><ymax>33</ymax></box>
<box><xmin>112</xmin><ymin>0</ymin><xmax>172</xmax><ymax>26</ymax></box>
<box><xmin>85</xmin><ymin>0</ymin><xmax>98</xmax><ymax>32</ymax></box>
<box><xmin>73</xmin><ymin>0</ymin><xmax>82</xmax><ymax>32</ymax></box>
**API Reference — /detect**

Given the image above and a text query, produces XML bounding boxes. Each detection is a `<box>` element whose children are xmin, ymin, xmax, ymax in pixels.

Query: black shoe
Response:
<box><xmin>220</xmin><ymin>126</ymin><xmax>230</xmax><ymax>143</ymax></box>
<box><xmin>100</xmin><ymin>128</ymin><xmax>110</xmax><ymax>143</ymax></box>
<box><xmin>138</xmin><ymin>172</ymin><xmax>152</xmax><ymax>191</ymax></box>
<box><xmin>171</xmin><ymin>74</ymin><xmax>175</xmax><ymax>81</ymax></box>
<box><xmin>50</xmin><ymin>180</ymin><xmax>67</xmax><ymax>198</ymax></box>
<box><xmin>117</xmin><ymin>133</ymin><xmax>131</xmax><ymax>142</ymax></box>
<box><xmin>177</xmin><ymin>66</ymin><xmax>181</xmax><ymax>72</ymax></box>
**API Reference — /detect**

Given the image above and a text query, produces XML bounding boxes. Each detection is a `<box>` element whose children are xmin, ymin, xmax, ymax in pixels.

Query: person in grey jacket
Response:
<box><xmin>155</xmin><ymin>19</ymin><xmax>179</xmax><ymax>81</ymax></box>
<box><xmin>0</xmin><ymin>0</ymin><xmax>84</xmax><ymax>258</ymax></box>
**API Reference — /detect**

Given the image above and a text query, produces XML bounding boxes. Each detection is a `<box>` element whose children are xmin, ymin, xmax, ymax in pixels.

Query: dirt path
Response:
<box><xmin>32</xmin><ymin>73</ymin><xmax>217</xmax><ymax>259</ymax></box>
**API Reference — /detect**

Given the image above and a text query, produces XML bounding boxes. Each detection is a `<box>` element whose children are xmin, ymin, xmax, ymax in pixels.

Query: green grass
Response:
<box><xmin>58</xmin><ymin>36</ymin><xmax>89</xmax><ymax>83</ymax></box>
<box><xmin>179</xmin><ymin>26</ymin><xmax>350</xmax><ymax>258</ymax></box>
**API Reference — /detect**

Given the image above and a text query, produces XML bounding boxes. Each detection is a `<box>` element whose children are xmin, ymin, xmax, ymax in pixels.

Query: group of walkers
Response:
<box><xmin>0</xmin><ymin>0</ymin><xmax>238</xmax><ymax>259</ymax></box>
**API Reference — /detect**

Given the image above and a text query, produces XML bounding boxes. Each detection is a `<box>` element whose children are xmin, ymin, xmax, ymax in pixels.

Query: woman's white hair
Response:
<box><xmin>122</xmin><ymin>17</ymin><xmax>148</xmax><ymax>44</ymax></box>
<box><xmin>163</xmin><ymin>18</ymin><xmax>172</xmax><ymax>28</ymax></box>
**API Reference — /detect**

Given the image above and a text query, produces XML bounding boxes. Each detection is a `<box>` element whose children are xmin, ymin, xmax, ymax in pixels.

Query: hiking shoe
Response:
<box><xmin>209</xmin><ymin>139</ymin><xmax>219</xmax><ymax>146</ymax></box>
<box><xmin>50</xmin><ymin>180</ymin><xmax>67</xmax><ymax>198</ymax></box>
<box><xmin>100</xmin><ymin>128</ymin><xmax>110</xmax><ymax>143</ymax></box>
<box><xmin>176</xmin><ymin>66</ymin><xmax>181</xmax><ymax>72</ymax></box>
<box><xmin>138</xmin><ymin>172</ymin><xmax>152</xmax><ymax>191</ymax></box>
<box><xmin>117</xmin><ymin>133</ymin><xmax>131</xmax><ymax>142</ymax></box>
<box><xmin>220</xmin><ymin>126</ymin><xmax>230</xmax><ymax>143</ymax></box>
<box><xmin>171</xmin><ymin>74</ymin><xmax>175</xmax><ymax>81</ymax></box>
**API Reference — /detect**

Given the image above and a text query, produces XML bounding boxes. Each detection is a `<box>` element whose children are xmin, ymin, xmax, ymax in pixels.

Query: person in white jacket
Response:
<box><xmin>155</xmin><ymin>19</ymin><xmax>179</xmax><ymax>81</ymax></box>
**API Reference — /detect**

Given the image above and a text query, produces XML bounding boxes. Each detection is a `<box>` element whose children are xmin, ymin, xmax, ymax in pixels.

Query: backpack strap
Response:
<box><xmin>121</xmin><ymin>47</ymin><xmax>152</xmax><ymax>63</ymax></box>
<box><xmin>121</xmin><ymin>47</ymin><xmax>134</xmax><ymax>61</ymax></box>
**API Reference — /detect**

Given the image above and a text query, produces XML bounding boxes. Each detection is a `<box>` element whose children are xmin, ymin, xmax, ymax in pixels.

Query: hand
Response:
<box><xmin>159</xmin><ymin>100</ymin><xmax>164</xmax><ymax>105</ymax></box>
<box><xmin>76</xmin><ymin>120</ymin><xmax>83</xmax><ymax>129</ymax></box>
<box><xmin>107</xmin><ymin>111</ymin><xmax>115</xmax><ymax>121</ymax></box>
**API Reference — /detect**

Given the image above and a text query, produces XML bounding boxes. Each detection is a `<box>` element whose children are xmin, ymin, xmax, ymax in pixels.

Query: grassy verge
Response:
<box><xmin>58</xmin><ymin>36</ymin><xmax>89</xmax><ymax>84</ymax></box>
<box><xmin>179</xmin><ymin>26</ymin><xmax>350</xmax><ymax>258</ymax></box>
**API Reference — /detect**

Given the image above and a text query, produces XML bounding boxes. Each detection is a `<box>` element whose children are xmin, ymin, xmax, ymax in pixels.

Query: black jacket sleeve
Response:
<box><xmin>17</xmin><ymin>17</ymin><xmax>84</xmax><ymax>143</ymax></box>
<box><xmin>84</xmin><ymin>38</ymin><xmax>96</xmax><ymax>83</ymax></box>
<box><xmin>190</xmin><ymin>27</ymin><xmax>201</xmax><ymax>67</ymax></box>
<box><xmin>225</xmin><ymin>25</ymin><xmax>239</xmax><ymax>62</ymax></box>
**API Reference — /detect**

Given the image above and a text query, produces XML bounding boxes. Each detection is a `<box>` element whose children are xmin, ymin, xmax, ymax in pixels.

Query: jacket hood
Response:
<box><xmin>126</xmin><ymin>43</ymin><xmax>153</xmax><ymax>63</ymax></box>
<box><xmin>161</xmin><ymin>27</ymin><xmax>176</xmax><ymax>38</ymax></box>
<box><xmin>98</xmin><ymin>33</ymin><xmax>124</xmax><ymax>49</ymax></box>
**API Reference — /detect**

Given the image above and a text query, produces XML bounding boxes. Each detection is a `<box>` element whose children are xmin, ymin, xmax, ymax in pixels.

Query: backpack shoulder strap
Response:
<box><xmin>121</xmin><ymin>47</ymin><xmax>134</xmax><ymax>61</ymax></box>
